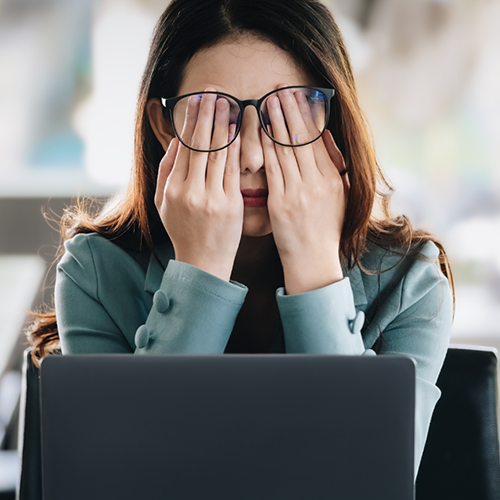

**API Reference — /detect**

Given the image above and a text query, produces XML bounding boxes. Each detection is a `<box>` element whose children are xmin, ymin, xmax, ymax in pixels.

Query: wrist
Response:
<box><xmin>174</xmin><ymin>253</ymin><xmax>235</xmax><ymax>282</ymax></box>
<box><xmin>282</xmin><ymin>256</ymin><xmax>344</xmax><ymax>295</ymax></box>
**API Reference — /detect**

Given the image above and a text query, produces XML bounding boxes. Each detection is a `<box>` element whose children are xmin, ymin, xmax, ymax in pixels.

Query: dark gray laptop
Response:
<box><xmin>40</xmin><ymin>355</ymin><xmax>415</xmax><ymax>500</ymax></box>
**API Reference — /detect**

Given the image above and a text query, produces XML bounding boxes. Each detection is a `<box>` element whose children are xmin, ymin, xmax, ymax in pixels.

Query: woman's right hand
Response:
<box><xmin>154</xmin><ymin>89</ymin><xmax>244</xmax><ymax>282</ymax></box>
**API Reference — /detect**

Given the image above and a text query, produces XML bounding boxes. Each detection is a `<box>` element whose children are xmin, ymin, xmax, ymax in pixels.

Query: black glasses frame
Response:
<box><xmin>161</xmin><ymin>85</ymin><xmax>335</xmax><ymax>153</ymax></box>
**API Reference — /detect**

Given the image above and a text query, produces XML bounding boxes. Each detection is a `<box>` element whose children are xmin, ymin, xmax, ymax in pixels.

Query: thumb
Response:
<box><xmin>155</xmin><ymin>138</ymin><xmax>179</xmax><ymax>209</ymax></box>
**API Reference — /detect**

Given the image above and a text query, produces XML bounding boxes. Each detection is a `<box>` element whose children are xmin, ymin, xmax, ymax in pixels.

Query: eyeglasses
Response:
<box><xmin>161</xmin><ymin>86</ymin><xmax>335</xmax><ymax>153</ymax></box>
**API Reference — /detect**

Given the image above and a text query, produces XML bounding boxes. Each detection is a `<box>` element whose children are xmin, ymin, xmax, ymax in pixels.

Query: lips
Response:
<box><xmin>241</xmin><ymin>188</ymin><xmax>268</xmax><ymax>208</ymax></box>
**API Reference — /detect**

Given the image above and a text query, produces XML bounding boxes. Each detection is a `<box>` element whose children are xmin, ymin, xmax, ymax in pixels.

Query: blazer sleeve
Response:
<box><xmin>136</xmin><ymin>260</ymin><xmax>248</xmax><ymax>354</ymax></box>
<box><xmin>275</xmin><ymin>241</ymin><xmax>453</xmax><ymax>476</ymax></box>
<box><xmin>276</xmin><ymin>277</ymin><xmax>369</xmax><ymax>354</ymax></box>
<box><xmin>375</xmin><ymin>246</ymin><xmax>453</xmax><ymax>476</ymax></box>
<box><xmin>55</xmin><ymin>234</ymin><xmax>248</xmax><ymax>355</ymax></box>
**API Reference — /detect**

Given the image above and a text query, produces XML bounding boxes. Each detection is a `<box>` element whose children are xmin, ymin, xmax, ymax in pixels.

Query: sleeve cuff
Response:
<box><xmin>135</xmin><ymin>260</ymin><xmax>248</xmax><ymax>354</ymax></box>
<box><xmin>276</xmin><ymin>278</ymin><xmax>365</xmax><ymax>354</ymax></box>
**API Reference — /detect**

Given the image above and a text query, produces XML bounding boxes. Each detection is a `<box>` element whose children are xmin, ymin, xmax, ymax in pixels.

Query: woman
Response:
<box><xmin>29</xmin><ymin>0</ymin><xmax>453</xmax><ymax>474</ymax></box>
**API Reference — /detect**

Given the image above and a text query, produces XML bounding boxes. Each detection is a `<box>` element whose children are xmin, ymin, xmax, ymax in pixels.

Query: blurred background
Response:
<box><xmin>1</xmin><ymin>0</ymin><xmax>499</xmax><ymax>493</ymax></box>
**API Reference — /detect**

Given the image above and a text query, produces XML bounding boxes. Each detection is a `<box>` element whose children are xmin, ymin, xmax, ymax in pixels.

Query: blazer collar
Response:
<box><xmin>344</xmin><ymin>265</ymin><xmax>368</xmax><ymax>308</ymax></box>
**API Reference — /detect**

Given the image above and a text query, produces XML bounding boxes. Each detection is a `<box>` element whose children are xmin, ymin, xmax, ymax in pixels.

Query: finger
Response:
<box><xmin>294</xmin><ymin>89</ymin><xmax>323</xmax><ymax>140</ymax></box>
<box><xmin>278</xmin><ymin>88</ymin><xmax>316</xmax><ymax>146</ymax></box>
<box><xmin>210</xmin><ymin>96</ymin><xmax>232</xmax><ymax>151</ymax></box>
<box><xmin>177</xmin><ymin>94</ymin><xmax>201</xmax><ymax>149</ymax></box>
<box><xmin>172</xmin><ymin>94</ymin><xmax>202</xmax><ymax>182</ymax></box>
<box><xmin>223</xmin><ymin>123</ymin><xmax>241</xmax><ymax>196</ymax></box>
<box><xmin>191</xmin><ymin>91</ymin><xmax>217</xmax><ymax>151</ymax></box>
<box><xmin>266</xmin><ymin>94</ymin><xmax>302</xmax><ymax>187</ymax></box>
<box><xmin>262</xmin><ymin>127</ymin><xmax>285</xmax><ymax>196</ymax></box>
<box><xmin>291</xmin><ymin>90</ymin><xmax>334</xmax><ymax>178</ymax></box>
<box><xmin>277</xmin><ymin>88</ymin><xmax>320</xmax><ymax>179</ymax></box>
<box><xmin>322</xmin><ymin>130</ymin><xmax>350</xmax><ymax>192</ymax></box>
<box><xmin>206</xmin><ymin>97</ymin><xmax>231</xmax><ymax>192</ymax></box>
<box><xmin>322</xmin><ymin>129</ymin><xmax>347</xmax><ymax>176</ymax></box>
<box><xmin>155</xmin><ymin>138</ymin><xmax>179</xmax><ymax>209</ymax></box>
<box><xmin>266</xmin><ymin>93</ymin><xmax>291</xmax><ymax>145</ymax></box>
<box><xmin>186</xmin><ymin>90</ymin><xmax>218</xmax><ymax>189</ymax></box>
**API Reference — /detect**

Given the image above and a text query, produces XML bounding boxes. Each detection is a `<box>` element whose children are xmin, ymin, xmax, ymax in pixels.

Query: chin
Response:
<box><xmin>241</xmin><ymin>210</ymin><xmax>272</xmax><ymax>237</ymax></box>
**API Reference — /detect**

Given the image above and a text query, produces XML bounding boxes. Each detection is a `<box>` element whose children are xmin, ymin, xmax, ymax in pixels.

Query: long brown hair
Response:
<box><xmin>27</xmin><ymin>0</ymin><xmax>454</xmax><ymax>361</ymax></box>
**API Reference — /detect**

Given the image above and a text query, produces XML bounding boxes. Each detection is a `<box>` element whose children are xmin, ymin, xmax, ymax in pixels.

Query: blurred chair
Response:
<box><xmin>0</xmin><ymin>449</ymin><xmax>17</xmax><ymax>500</ymax></box>
<box><xmin>416</xmin><ymin>345</ymin><xmax>500</xmax><ymax>500</ymax></box>
<box><xmin>17</xmin><ymin>350</ymin><xmax>42</xmax><ymax>500</ymax></box>
<box><xmin>0</xmin><ymin>374</ymin><xmax>20</xmax><ymax>500</ymax></box>
<box><xmin>0</xmin><ymin>254</ymin><xmax>45</xmax><ymax>500</ymax></box>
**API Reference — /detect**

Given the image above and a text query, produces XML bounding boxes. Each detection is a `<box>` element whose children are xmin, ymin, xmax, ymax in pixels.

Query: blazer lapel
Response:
<box><xmin>345</xmin><ymin>265</ymin><xmax>368</xmax><ymax>309</ymax></box>
<box><xmin>144</xmin><ymin>240</ymin><xmax>175</xmax><ymax>294</ymax></box>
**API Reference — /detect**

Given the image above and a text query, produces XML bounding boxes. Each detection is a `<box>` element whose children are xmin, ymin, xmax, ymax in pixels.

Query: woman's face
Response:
<box><xmin>175</xmin><ymin>36</ymin><xmax>316</xmax><ymax>237</ymax></box>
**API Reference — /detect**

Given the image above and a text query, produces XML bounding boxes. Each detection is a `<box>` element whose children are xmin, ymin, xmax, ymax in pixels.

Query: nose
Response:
<box><xmin>239</xmin><ymin>107</ymin><xmax>264</xmax><ymax>174</ymax></box>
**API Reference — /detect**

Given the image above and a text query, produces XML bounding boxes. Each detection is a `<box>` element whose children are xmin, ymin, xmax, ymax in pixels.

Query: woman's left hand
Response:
<box><xmin>263</xmin><ymin>85</ymin><xmax>349</xmax><ymax>295</ymax></box>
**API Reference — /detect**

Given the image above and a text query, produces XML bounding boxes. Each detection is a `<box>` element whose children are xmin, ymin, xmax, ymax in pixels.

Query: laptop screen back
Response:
<box><xmin>40</xmin><ymin>354</ymin><xmax>415</xmax><ymax>500</ymax></box>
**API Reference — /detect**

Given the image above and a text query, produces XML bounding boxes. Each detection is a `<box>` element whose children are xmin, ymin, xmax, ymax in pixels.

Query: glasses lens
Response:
<box><xmin>172</xmin><ymin>93</ymin><xmax>240</xmax><ymax>152</ymax></box>
<box><xmin>260</xmin><ymin>87</ymin><xmax>328</xmax><ymax>146</ymax></box>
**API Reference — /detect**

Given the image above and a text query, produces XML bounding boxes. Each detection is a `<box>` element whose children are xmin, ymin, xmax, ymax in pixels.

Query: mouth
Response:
<box><xmin>241</xmin><ymin>188</ymin><xmax>268</xmax><ymax>208</ymax></box>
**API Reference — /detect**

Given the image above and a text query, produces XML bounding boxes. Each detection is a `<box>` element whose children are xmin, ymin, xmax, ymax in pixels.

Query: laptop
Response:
<box><xmin>40</xmin><ymin>354</ymin><xmax>415</xmax><ymax>500</ymax></box>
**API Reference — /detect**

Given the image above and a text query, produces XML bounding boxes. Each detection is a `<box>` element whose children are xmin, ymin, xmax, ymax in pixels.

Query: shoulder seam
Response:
<box><xmin>84</xmin><ymin>236</ymin><xmax>100</xmax><ymax>302</ymax></box>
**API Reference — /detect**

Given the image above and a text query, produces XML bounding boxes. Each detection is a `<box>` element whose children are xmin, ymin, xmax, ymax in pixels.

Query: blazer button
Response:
<box><xmin>350</xmin><ymin>310</ymin><xmax>365</xmax><ymax>335</ymax></box>
<box><xmin>135</xmin><ymin>325</ymin><xmax>150</xmax><ymax>349</ymax></box>
<box><xmin>154</xmin><ymin>290</ymin><xmax>170</xmax><ymax>314</ymax></box>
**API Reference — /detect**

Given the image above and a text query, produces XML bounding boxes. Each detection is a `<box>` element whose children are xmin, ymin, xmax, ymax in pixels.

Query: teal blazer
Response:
<box><xmin>55</xmin><ymin>233</ymin><xmax>453</xmax><ymax>475</ymax></box>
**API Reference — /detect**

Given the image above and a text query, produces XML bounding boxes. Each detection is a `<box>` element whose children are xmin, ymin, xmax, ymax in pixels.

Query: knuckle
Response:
<box><xmin>225</xmin><ymin>158</ymin><xmax>239</xmax><ymax>174</ymax></box>
<box><xmin>163</xmin><ymin>188</ymin><xmax>178</xmax><ymax>205</ymax></box>
<box><xmin>313</xmin><ymin>187</ymin><xmax>326</xmax><ymax>200</ymax></box>
<box><xmin>204</xmin><ymin>199</ymin><xmax>219</xmax><ymax>216</ymax></box>
<box><xmin>265</xmin><ymin>157</ymin><xmax>280</xmax><ymax>173</ymax></box>
<box><xmin>280</xmin><ymin>145</ymin><xmax>295</xmax><ymax>157</ymax></box>
<box><xmin>295</xmin><ymin>193</ymin><xmax>308</xmax><ymax>210</ymax></box>
<box><xmin>182</xmin><ymin>192</ymin><xmax>199</xmax><ymax>210</ymax></box>
<box><xmin>293</xmin><ymin>131</ymin><xmax>310</xmax><ymax>145</ymax></box>
<box><xmin>208</xmin><ymin>150</ymin><xmax>224</xmax><ymax>163</ymax></box>
<box><xmin>190</xmin><ymin>138</ymin><xmax>209</xmax><ymax>151</ymax></box>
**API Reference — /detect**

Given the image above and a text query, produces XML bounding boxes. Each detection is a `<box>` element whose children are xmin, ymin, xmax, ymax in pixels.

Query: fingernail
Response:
<box><xmin>268</xmin><ymin>96</ymin><xmax>279</xmax><ymax>108</ymax></box>
<box><xmin>296</xmin><ymin>91</ymin><xmax>306</xmax><ymax>102</ymax></box>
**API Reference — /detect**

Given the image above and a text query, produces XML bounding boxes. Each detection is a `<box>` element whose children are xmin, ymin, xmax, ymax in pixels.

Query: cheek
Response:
<box><xmin>242</xmin><ymin>207</ymin><xmax>272</xmax><ymax>237</ymax></box>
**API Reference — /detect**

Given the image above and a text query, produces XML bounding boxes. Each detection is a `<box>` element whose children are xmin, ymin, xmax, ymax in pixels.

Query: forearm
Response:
<box><xmin>56</xmin><ymin>234</ymin><xmax>248</xmax><ymax>355</ymax></box>
<box><xmin>135</xmin><ymin>260</ymin><xmax>248</xmax><ymax>354</ymax></box>
<box><xmin>276</xmin><ymin>277</ymin><xmax>367</xmax><ymax>355</ymax></box>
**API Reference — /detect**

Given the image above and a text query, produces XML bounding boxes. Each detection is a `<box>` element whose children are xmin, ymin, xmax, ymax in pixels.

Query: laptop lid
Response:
<box><xmin>40</xmin><ymin>354</ymin><xmax>415</xmax><ymax>500</ymax></box>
